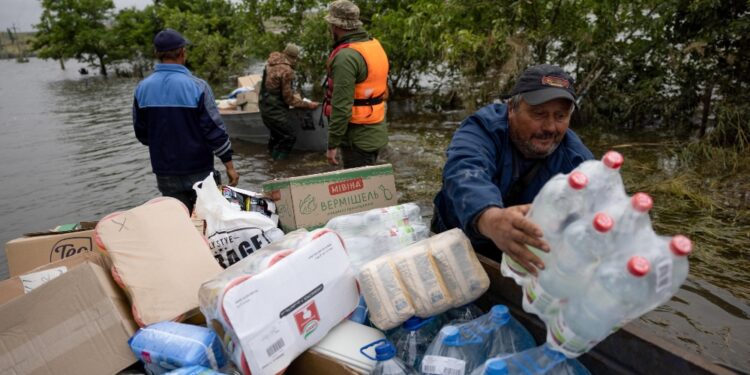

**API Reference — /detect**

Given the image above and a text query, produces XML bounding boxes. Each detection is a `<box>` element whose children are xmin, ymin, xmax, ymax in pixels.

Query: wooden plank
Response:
<box><xmin>475</xmin><ymin>254</ymin><xmax>736</xmax><ymax>375</ymax></box>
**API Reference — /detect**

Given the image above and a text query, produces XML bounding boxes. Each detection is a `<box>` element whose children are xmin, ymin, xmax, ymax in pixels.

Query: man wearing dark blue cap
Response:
<box><xmin>432</xmin><ymin>64</ymin><xmax>594</xmax><ymax>273</ymax></box>
<box><xmin>133</xmin><ymin>29</ymin><xmax>239</xmax><ymax>213</ymax></box>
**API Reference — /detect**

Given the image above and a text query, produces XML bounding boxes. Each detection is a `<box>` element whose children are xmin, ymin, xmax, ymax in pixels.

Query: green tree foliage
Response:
<box><xmin>110</xmin><ymin>6</ymin><xmax>161</xmax><ymax>77</ymax></box>
<box><xmin>29</xmin><ymin>0</ymin><xmax>748</xmax><ymax>142</ymax></box>
<box><xmin>155</xmin><ymin>0</ymin><xmax>247</xmax><ymax>84</ymax></box>
<box><xmin>33</xmin><ymin>0</ymin><xmax>116</xmax><ymax>75</ymax></box>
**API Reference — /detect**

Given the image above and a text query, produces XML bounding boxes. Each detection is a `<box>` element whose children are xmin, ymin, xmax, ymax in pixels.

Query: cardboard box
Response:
<box><xmin>237</xmin><ymin>74</ymin><xmax>262</xmax><ymax>89</ymax></box>
<box><xmin>0</xmin><ymin>260</ymin><xmax>138</xmax><ymax>374</ymax></box>
<box><xmin>0</xmin><ymin>251</ymin><xmax>109</xmax><ymax>305</ymax></box>
<box><xmin>262</xmin><ymin>164</ymin><xmax>398</xmax><ymax>231</ymax></box>
<box><xmin>287</xmin><ymin>351</ymin><xmax>359</xmax><ymax>375</ymax></box>
<box><xmin>5</xmin><ymin>222</ymin><xmax>103</xmax><ymax>277</ymax></box>
<box><xmin>236</xmin><ymin>90</ymin><xmax>259</xmax><ymax>106</ymax></box>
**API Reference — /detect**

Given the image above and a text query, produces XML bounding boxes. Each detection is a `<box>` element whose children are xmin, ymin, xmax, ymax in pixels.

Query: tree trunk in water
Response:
<box><xmin>98</xmin><ymin>55</ymin><xmax>107</xmax><ymax>76</ymax></box>
<box><xmin>58</xmin><ymin>58</ymin><xmax>65</xmax><ymax>70</ymax></box>
<box><xmin>698</xmin><ymin>82</ymin><xmax>714</xmax><ymax>138</ymax></box>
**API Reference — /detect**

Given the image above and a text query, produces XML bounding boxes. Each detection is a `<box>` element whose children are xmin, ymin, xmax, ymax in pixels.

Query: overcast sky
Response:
<box><xmin>0</xmin><ymin>0</ymin><xmax>152</xmax><ymax>32</ymax></box>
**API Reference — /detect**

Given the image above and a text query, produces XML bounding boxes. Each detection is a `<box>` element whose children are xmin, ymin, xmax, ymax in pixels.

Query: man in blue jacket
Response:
<box><xmin>133</xmin><ymin>29</ymin><xmax>239</xmax><ymax>213</ymax></box>
<box><xmin>432</xmin><ymin>64</ymin><xmax>594</xmax><ymax>274</ymax></box>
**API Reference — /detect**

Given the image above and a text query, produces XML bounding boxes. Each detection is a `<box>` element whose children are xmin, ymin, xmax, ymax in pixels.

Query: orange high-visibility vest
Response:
<box><xmin>324</xmin><ymin>39</ymin><xmax>389</xmax><ymax>125</ymax></box>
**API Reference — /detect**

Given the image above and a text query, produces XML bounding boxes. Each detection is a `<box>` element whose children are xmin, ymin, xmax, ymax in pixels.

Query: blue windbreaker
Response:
<box><xmin>432</xmin><ymin>103</ymin><xmax>594</xmax><ymax>258</ymax></box>
<box><xmin>133</xmin><ymin>64</ymin><xmax>232</xmax><ymax>176</ymax></box>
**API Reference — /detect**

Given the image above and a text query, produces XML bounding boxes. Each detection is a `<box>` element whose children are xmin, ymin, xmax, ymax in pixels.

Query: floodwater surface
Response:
<box><xmin>0</xmin><ymin>59</ymin><xmax>747</xmax><ymax>372</ymax></box>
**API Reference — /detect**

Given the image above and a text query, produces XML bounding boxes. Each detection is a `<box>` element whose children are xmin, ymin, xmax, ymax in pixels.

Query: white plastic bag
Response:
<box><xmin>194</xmin><ymin>173</ymin><xmax>284</xmax><ymax>268</ymax></box>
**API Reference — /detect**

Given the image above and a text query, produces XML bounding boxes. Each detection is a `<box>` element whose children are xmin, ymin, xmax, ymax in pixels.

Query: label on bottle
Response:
<box><xmin>500</xmin><ymin>254</ymin><xmax>528</xmax><ymax>287</ymax></box>
<box><xmin>524</xmin><ymin>278</ymin><xmax>559</xmax><ymax>315</ymax></box>
<box><xmin>549</xmin><ymin>313</ymin><xmax>595</xmax><ymax>356</ymax></box>
<box><xmin>421</xmin><ymin>355</ymin><xmax>465</xmax><ymax>375</ymax></box>
<box><xmin>655</xmin><ymin>258</ymin><xmax>673</xmax><ymax>294</ymax></box>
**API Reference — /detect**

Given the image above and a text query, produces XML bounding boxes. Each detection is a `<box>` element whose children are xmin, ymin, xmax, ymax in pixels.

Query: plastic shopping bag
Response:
<box><xmin>194</xmin><ymin>173</ymin><xmax>284</xmax><ymax>268</ymax></box>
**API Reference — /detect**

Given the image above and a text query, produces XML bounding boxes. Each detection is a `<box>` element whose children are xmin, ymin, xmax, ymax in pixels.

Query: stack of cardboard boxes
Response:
<box><xmin>0</xmin><ymin>164</ymin><xmax>399</xmax><ymax>374</ymax></box>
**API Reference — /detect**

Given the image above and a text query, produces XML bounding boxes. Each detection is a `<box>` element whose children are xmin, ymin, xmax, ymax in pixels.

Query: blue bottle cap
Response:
<box><xmin>484</xmin><ymin>359</ymin><xmax>509</xmax><ymax>375</ymax></box>
<box><xmin>491</xmin><ymin>305</ymin><xmax>511</xmax><ymax>325</ymax></box>
<box><xmin>375</xmin><ymin>341</ymin><xmax>396</xmax><ymax>361</ymax></box>
<box><xmin>441</xmin><ymin>325</ymin><xmax>460</xmax><ymax>346</ymax></box>
<box><xmin>403</xmin><ymin>316</ymin><xmax>424</xmax><ymax>331</ymax></box>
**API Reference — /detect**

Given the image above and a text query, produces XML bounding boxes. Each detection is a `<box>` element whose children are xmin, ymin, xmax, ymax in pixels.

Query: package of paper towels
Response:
<box><xmin>359</xmin><ymin>228</ymin><xmax>490</xmax><ymax>330</ymax></box>
<box><xmin>206</xmin><ymin>229</ymin><xmax>359</xmax><ymax>375</ymax></box>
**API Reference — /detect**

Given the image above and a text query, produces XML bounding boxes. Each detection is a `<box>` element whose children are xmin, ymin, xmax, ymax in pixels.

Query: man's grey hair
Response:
<box><xmin>510</xmin><ymin>94</ymin><xmax>523</xmax><ymax>111</ymax></box>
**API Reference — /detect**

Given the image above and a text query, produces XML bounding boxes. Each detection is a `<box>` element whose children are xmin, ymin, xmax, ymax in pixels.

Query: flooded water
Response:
<box><xmin>0</xmin><ymin>58</ymin><xmax>748</xmax><ymax>372</ymax></box>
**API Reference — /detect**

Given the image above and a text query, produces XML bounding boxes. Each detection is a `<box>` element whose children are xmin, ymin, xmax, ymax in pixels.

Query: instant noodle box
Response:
<box><xmin>262</xmin><ymin>164</ymin><xmax>398</xmax><ymax>232</ymax></box>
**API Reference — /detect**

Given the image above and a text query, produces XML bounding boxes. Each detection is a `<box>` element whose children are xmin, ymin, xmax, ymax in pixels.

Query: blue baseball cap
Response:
<box><xmin>153</xmin><ymin>29</ymin><xmax>189</xmax><ymax>52</ymax></box>
<box><xmin>510</xmin><ymin>64</ymin><xmax>576</xmax><ymax>105</ymax></box>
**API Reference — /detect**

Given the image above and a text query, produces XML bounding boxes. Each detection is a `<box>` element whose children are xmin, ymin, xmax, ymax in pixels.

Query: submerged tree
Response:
<box><xmin>33</xmin><ymin>0</ymin><xmax>116</xmax><ymax>76</ymax></box>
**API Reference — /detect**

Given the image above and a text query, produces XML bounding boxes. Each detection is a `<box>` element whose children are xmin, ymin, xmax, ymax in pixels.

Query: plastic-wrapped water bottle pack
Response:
<box><xmin>325</xmin><ymin>203</ymin><xmax>430</xmax><ymax>271</ymax></box>
<box><xmin>500</xmin><ymin>151</ymin><xmax>693</xmax><ymax>357</ymax></box>
<box><xmin>417</xmin><ymin>305</ymin><xmax>588</xmax><ymax>375</ymax></box>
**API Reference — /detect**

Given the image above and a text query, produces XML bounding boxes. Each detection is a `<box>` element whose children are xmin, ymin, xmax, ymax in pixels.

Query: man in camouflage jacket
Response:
<box><xmin>259</xmin><ymin>43</ymin><xmax>319</xmax><ymax>160</ymax></box>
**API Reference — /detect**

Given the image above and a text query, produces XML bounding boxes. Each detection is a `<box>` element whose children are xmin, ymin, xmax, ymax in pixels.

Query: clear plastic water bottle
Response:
<box><xmin>471</xmin><ymin>358</ymin><xmax>509</xmax><ymax>375</ymax></box>
<box><xmin>361</xmin><ymin>339</ymin><xmax>417</xmax><ymax>375</ymax></box>
<box><xmin>376</xmin><ymin>223</ymin><xmax>430</xmax><ymax>252</ymax></box>
<box><xmin>504</xmin><ymin>172</ymin><xmax>589</xmax><ymax>279</ymax></box>
<box><xmin>665</xmin><ymin>235</ymin><xmax>692</xmax><ymax>295</ymax></box>
<box><xmin>608</xmin><ymin>192</ymin><xmax>654</xmax><ymax>246</ymax></box>
<box><xmin>575</xmin><ymin>151</ymin><xmax>626</xmax><ymax>212</ymax></box>
<box><xmin>422</xmin><ymin>325</ymin><xmax>485</xmax><ymax>375</ymax></box>
<box><xmin>364</xmin><ymin>203</ymin><xmax>422</xmax><ymax>228</ymax></box>
<box><xmin>442</xmin><ymin>304</ymin><xmax>484</xmax><ymax>324</ymax></box>
<box><xmin>470</xmin><ymin>345</ymin><xmax>591</xmax><ymax>375</ymax></box>
<box><xmin>623</xmin><ymin>234</ymin><xmax>692</xmax><ymax>323</ymax></box>
<box><xmin>389</xmin><ymin>316</ymin><xmax>440</xmax><ymax>370</ymax></box>
<box><xmin>326</xmin><ymin>213</ymin><xmax>367</xmax><ymax>233</ymax></box>
<box><xmin>349</xmin><ymin>295</ymin><xmax>370</xmax><ymax>324</ymax></box>
<box><xmin>548</xmin><ymin>256</ymin><xmax>651</xmax><ymax>357</ymax></box>
<box><xmin>475</xmin><ymin>305</ymin><xmax>536</xmax><ymax>358</ymax></box>
<box><xmin>527</xmin><ymin>171</ymin><xmax>590</xmax><ymax>241</ymax></box>
<box><xmin>523</xmin><ymin>212</ymin><xmax>615</xmax><ymax>316</ymax></box>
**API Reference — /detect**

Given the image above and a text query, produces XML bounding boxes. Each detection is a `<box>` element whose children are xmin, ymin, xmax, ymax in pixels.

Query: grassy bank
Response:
<box><xmin>0</xmin><ymin>31</ymin><xmax>34</xmax><ymax>60</ymax></box>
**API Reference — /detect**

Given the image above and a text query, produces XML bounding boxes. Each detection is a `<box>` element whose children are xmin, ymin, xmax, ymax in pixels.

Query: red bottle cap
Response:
<box><xmin>592</xmin><ymin>212</ymin><xmax>614</xmax><ymax>232</ymax></box>
<box><xmin>631</xmin><ymin>192</ymin><xmax>653</xmax><ymax>212</ymax></box>
<box><xmin>670</xmin><ymin>235</ymin><xmax>692</xmax><ymax>256</ymax></box>
<box><xmin>568</xmin><ymin>171</ymin><xmax>588</xmax><ymax>190</ymax></box>
<box><xmin>602</xmin><ymin>151</ymin><xmax>624</xmax><ymax>169</ymax></box>
<box><xmin>627</xmin><ymin>256</ymin><xmax>650</xmax><ymax>276</ymax></box>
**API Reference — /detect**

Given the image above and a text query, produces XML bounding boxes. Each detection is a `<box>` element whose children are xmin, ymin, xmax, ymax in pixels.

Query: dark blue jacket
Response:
<box><xmin>133</xmin><ymin>64</ymin><xmax>232</xmax><ymax>176</ymax></box>
<box><xmin>433</xmin><ymin>103</ymin><xmax>593</xmax><ymax>257</ymax></box>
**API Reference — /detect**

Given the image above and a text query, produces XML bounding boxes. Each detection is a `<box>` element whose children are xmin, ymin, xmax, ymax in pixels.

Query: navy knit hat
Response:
<box><xmin>510</xmin><ymin>64</ymin><xmax>576</xmax><ymax>105</ymax></box>
<box><xmin>153</xmin><ymin>29</ymin><xmax>189</xmax><ymax>52</ymax></box>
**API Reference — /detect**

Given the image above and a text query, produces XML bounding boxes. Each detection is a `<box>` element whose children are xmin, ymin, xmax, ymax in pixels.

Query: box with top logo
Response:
<box><xmin>4</xmin><ymin>221</ymin><xmax>102</xmax><ymax>277</ymax></box>
<box><xmin>262</xmin><ymin>164</ymin><xmax>398</xmax><ymax>232</ymax></box>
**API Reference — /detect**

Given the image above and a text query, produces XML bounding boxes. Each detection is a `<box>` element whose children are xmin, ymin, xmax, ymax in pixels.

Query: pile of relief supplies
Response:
<box><xmin>216</xmin><ymin>74</ymin><xmax>262</xmax><ymax>112</ymax></box>
<box><xmin>0</xmin><ymin>152</ymin><xmax>691</xmax><ymax>375</ymax></box>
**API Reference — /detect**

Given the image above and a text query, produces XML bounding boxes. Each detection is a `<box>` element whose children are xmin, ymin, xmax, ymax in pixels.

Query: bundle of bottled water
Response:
<box><xmin>325</xmin><ymin>203</ymin><xmax>430</xmax><ymax>270</ymax></box>
<box><xmin>500</xmin><ymin>151</ymin><xmax>693</xmax><ymax>357</ymax></box>
<box><xmin>364</xmin><ymin>304</ymin><xmax>589</xmax><ymax>375</ymax></box>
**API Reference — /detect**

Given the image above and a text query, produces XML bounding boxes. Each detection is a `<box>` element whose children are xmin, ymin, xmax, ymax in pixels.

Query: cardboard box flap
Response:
<box><xmin>22</xmin><ymin>221</ymin><xmax>98</xmax><ymax>237</ymax></box>
<box><xmin>0</xmin><ymin>262</ymin><xmax>137</xmax><ymax>374</ymax></box>
<box><xmin>0</xmin><ymin>251</ymin><xmax>110</xmax><ymax>305</ymax></box>
<box><xmin>237</xmin><ymin>74</ymin><xmax>262</xmax><ymax>89</ymax></box>
<box><xmin>263</xmin><ymin>164</ymin><xmax>394</xmax><ymax>191</ymax></box>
